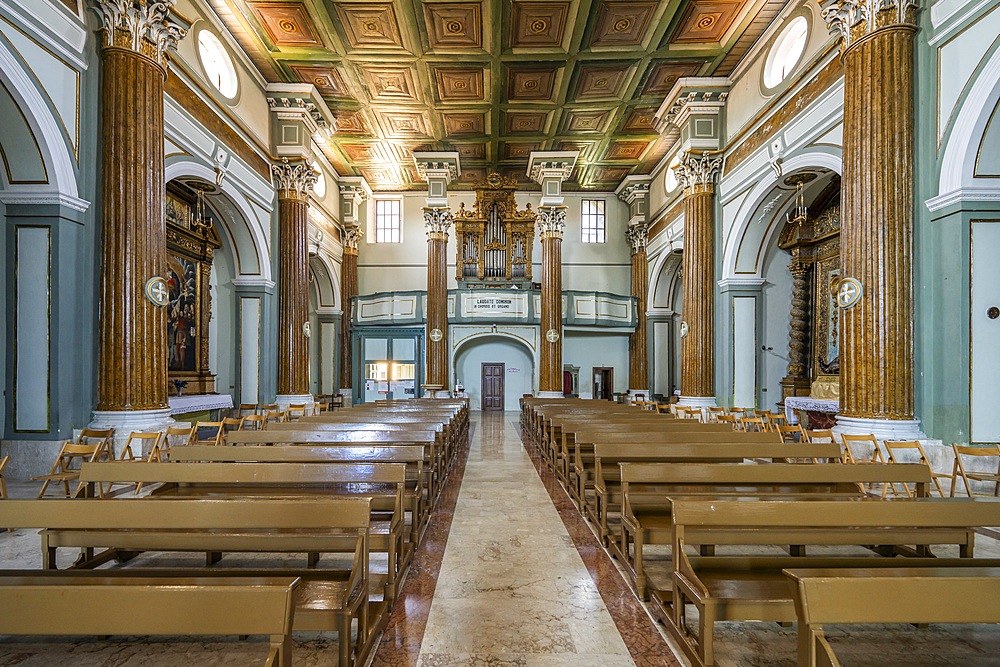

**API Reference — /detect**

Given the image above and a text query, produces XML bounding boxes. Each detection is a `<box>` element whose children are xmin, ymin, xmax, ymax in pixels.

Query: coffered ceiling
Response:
<box><xmin>208</xmin><ymin>0</ymin><xmax>788</xmax><ymax>190</ymax></box>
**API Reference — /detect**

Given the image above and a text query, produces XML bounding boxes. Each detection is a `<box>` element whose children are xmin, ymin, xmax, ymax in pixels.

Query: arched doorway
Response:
<box><xmin>454</xmin><ymin>334</ymin><xmax>535</xmax><ymax>411</ymax></box>
<box><xmin>649</xmin><ymin>248</ymin><xmax>683</xmax><ymax>399</ymax></box>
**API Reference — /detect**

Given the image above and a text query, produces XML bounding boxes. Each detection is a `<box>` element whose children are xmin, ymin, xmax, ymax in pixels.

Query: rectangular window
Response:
<box><xmin>581</xmin><ymin>199</ymin><xmax>606</xmax><ymax>243</ymax></box>
<box><xmin>374</xmin><ymin>199</ymin><xmax>401</xmax><ymax>243</ymax></box>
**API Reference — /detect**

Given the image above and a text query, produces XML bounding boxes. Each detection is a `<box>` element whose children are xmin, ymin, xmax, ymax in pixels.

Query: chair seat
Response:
<box><xmin>31</xmin><ymin>472</ymin><xmax>81</xmax><ymax>482</ymax></box>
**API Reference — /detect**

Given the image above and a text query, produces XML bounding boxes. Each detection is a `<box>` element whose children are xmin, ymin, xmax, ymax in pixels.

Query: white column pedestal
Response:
<box><xmin>275</xmin><ymin>394</ymin><xmax>315</xmax><ymax>412</ymax></box>
<box><xmin>834</xmin><ymin>415</ymin><xmax>926</xmax><ymax>440</ymax></box>
<box><xmin>677</xmin><ymin>396</ymin><xmax>716</xmax><ymax>408</ymax></box>
<box><xmin>537</xmin><ymin>391</ymin><xmax>564</xmax><ymax>399</ymax></box>
<box><xmin>338</xmin><ymin>388</ymin><xmax>353</xmax><ymax>407</ymax></box>
<box><xmin>90</xmin><ymin>408</ymin><xmax>174</xmax><ymax>459</ymax></box>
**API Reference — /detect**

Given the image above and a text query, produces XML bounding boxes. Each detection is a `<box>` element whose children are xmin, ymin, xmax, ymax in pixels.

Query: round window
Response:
<box><xmin>197</xmin><ymin>30</ymin><xmax>238</xmax><ymax>99</ymax></box>
<box><xmin>763</xmin><ymin>16</ymin><xmax>809</xmax><ymax>90</ymax></box>
<box><xmin>664</xmin><ymin>153</ymin><xmax>682</xmax><ymax>192</ymax></box>
<box><xmin>312</xmin><ymin>162</ymin><xmax>326</xmax><ymax>199</ymax></box>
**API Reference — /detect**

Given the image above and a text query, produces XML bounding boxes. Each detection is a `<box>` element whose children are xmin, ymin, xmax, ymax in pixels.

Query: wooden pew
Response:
<box><xmin>0</xmin><ymin>498</ymin><xmax>371</xmax><ymax>667</ymax></box>
<box><xmin>785</xmin><ymin>566</ymin><xmax>1000</xmax><ymax>667</ymax></box>
<box><xmin>0</xmin><ymin>572</ymin><xmax>300</xmax><ymax>666</ymax></box>
<box><xmin>667</xmin><ymin>498</ymin><xmax>1000</xmax><ymax>667</ymax></box>
<box><xmin>614</xmin><ymin>460</ymin><xmax>931</xmax><ymax>599</ymax></box>
<box><xmin>167</xmin><ymin>444</ymin><xmax>430</xmax><ymax>542</ymax></box>
<box><xmin>77</xmin><ymin>461</ymin><xmax>408</xmax><ymax>602</ymax></box>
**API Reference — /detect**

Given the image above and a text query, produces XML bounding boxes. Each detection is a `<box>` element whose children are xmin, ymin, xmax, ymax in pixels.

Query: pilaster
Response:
<box><xmin>339</xmin><ymin>219</ymin><xmax>363</xmax><ymax>396</ymax></box>
<box><xmin>618</xmin><ymin>176</ymin><xmax>651</xmax><ymax>395</ymax></box>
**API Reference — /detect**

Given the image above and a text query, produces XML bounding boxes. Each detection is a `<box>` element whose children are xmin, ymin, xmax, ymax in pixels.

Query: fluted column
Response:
<box><xmin>627</xmin><ymin>223</ymin><xmax>650</xmax><ymax>393</ymax></box>
<box><xmin>538</xmin><ymin>206</ymin><xmax>566</xmax><ymax>395</ymax></box>
<box><xmin>272</xmin><ymin>159</ymin><xmax>317</xmax><ymax>403</ymax></box>
<box><xmin>339</xmin><ymin>226</ymin><xmax>362</xmax><ymax>393</ymax></box>
<box><xmin>92</xmin><ymin>0</ymin><xmax>187</xmax><ymax>418</ymax></box>
<box><xmin>675</xmin><ymin>152</ymin><xmax>722</xmax><ymax>405</ymax></box>
<box><xmin>425</xmin><ymin>208</ymin><xmax>453</xmax><ymax>392</ymax></box>
<box><xmin>781</xmin><ymin>256</ymin><xmax>813</xmax><ymax>401</ymax></box>
<box><xmin>823</xmin><ymin>0</ymin><xmax>922</xmax><ymax>437</ymax></box>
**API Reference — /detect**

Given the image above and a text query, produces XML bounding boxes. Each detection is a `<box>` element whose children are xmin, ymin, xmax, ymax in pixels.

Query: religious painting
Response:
<box><xmin>166</xmin><ymin>191</ymin><xmax>193</xmax><ymax>230</ymax></box>
<box><xmin>167</xmin><ymin>253</ymin><xmax>198</xmax><ymax>372</ymax></box>
<box><xmin>826</xmin><ymin>268</ymin><xmax>840</xmax><ymax>367</ymax></box>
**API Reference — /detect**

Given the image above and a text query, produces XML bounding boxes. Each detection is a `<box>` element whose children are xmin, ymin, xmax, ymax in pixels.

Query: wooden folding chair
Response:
<box><xmin>950</xmin><ymin>443</ymin><xmax>1000</xmax><ymax>497</ymax></box>
<box><xmin>765</xmin><ymin>413</ymin><xmax>787</xmax><ymax>431</ymax></box>
<box><xmin>656</xmin><ymin>403</ymin><xmax>671</xmax><ymax>414</ymax></box>
<box><xmin>740</xmin><ymin>417</ymin><xmax>766</xmax><ymax>433</ymax></box>
<box><xmin>242</xmin><ymin>414</ymin><xmax>266</xmax><ymax>431</ymax></box>
<box><xmin>776</xmin><ymin>424</ymin><xmax>807</xmax><ymax>443</ymax></box>
<box><xmin>716</xmin><ymin>414</ymin><xmax>738</xmax><ymax>429</ymax></box>
<box><xmin>841</xmin><ymin>434</ymin><xmax>885</xmax><ymax>464</ymax></box>
<box><xmin>258</xmin><ymin>403</ymin><xmax>279</xmax><ymax>416</ymax></box>
<box><xmin>193</xmin><ymin>422</ymin><xmax>224</xmax><ymax>447</ymax></box>
<box><xmin>707</xmin><ymin>407</ymin><xmax>727</xmax><ymax>422</ymax></box>
<box><xmin>108</xmin><ymin>432</ymin><xmax>165</xmax><ymax>495</ymax></box>
<box><xmin>883</xmin><ymin>440</ymin><xmax>947</xmax><ymax>498</ymax></box>
<box><xmin>805</xmin><ymin>429</ymin><xmax>835</xmax><ymax>443</ymax></box>
<box><xmin>163</xmin><ymin>425</ymin><xmax>195</xmax><ymax>452</ymax></box>
<box><xmin>0</xmin><ymin>455</ymin><xmax>9</xmax><ymax>500</ymax></box>
<box><xmin>237</xmin><ymin>403</ymin><xmax>258</xmax><ymax>417</ymax></box>
<box><xmin>264</xmin><ymin>410</ymin><xmax>284</xmax><ymax>426</ymax></box>
<box><xmin>32</xmin><ymin>441</ymin><xmax>109</xmax><ymax>498</ymax></box>
<box><xmin>221</xmin><ymin>417</ymin><xmax>245</xmax><ymax>444</ymax></box>
<box><xmin>285</xmin><ymin>404</ymin><xmax>307</xmax><ymax>422</ymax></box>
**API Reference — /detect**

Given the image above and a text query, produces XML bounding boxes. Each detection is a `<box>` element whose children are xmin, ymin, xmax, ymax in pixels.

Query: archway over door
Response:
<box><xmin>454</xmin><ymin>334</ymin><xmax>535</xmax><ymax>411</ymax></box>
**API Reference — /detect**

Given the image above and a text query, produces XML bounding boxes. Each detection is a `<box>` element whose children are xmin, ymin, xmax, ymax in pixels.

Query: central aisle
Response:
<box><xmin>416</xmin><ymin>412</ymin><xmax>637</xmax><ymax>666</ymax></box>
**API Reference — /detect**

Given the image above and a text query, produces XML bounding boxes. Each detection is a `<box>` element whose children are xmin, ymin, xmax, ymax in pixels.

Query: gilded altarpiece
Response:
<box><xmin>165</xmin><ymin>184</ymin><xmax>221</xmax><ymax>395</ymax></box>
<box><xmin>777</xmin><ymin>180</ymin><xmax>841</xmax><ymax>403</ymax></box>
<box><xmin>454</xmin><ymin>173</ymin><xmax>536</xmax><ymax>288</ymax></box>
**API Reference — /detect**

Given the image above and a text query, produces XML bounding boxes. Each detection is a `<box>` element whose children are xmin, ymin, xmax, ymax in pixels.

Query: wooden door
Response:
<box><xmin>481</xmin><ymin>363</ymin><xmax>505</xmax><ymax>411</ymax></box>
<box><xmin>592</xmin><ymin>367</ymin><xmax>613</xmax><ymax>400</ymax></box>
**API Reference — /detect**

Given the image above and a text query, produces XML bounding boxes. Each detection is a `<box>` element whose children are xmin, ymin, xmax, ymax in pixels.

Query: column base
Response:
<box><xmin>537</xmin><ymin>391</ymin><xmax>564</xmax><ymax>399</ymax></box>
<box><xmin>90</xmin><ymin>408</ymin><xmax>174</xmax><ymax>459</ymax></box>
<box><xmin>275</xmin><ymin>394</ymin><xmax>315</xmax><ymax>411</ymax></box>
<box><xmin>678</xmin><ymin>396</ymin><xmax>717</xmax><ymax>408</ymax></box>
<box><xmin>433</xmin><ymin>390</ymin><xmax>452</xmax><ymax>399</ymax></box>
<box><xmin>338</xmin><ymin>388</ymin><xmax>353</xmax><ymax>407</ymax></box>
<box><xmin>834</xmin><ymin>415</ymin><xmax>926</xmax><ymax>440</ymax></box>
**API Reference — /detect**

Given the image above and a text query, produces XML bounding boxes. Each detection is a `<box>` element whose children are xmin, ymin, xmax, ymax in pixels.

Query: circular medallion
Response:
<box><xmin>680</xmin><ymin>321</ymin><xmax>689</xmax><ymax>339</ymax></box>
<box><xmin>302</xmin><ymin>322</ymin><xmax>311</xmax><ymax>338</ymax></box>
<box><xmin>429</xmin><ymin>328</ymin><xmax>443</xmax><ymax>342</ymax></box>
<box><xmin>144</xmin><ymin>276</ymin><xmax>169</xmax><ymax>307</ymax></box>
<box><xmin>989</xmin><ymin>306</ymin><xmax>1000</xmax><ymax>320</ymax></box>
<box><xmin>546</xmin><ymin>328</ymin><xmax>560</xmax><ymax>343</ymax></box>
<box><xmin>837</xmin><ymin>277</ymin><xmax>863</xmax><ymax>309</ymax></box>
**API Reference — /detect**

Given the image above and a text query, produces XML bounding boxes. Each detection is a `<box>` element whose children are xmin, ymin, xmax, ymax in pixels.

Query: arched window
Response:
<box><xmin>198</xmin><ymin>30</ymin><xmax>239</xmax><ymax>99</ymax></box>
<box><xmin>312</xmin><ymin>162</ymin><xmax>326</xmax><ymax>199</ymax></box>
<box><xmin>763</xmin><ymin>16</ymin><xmax>809</xmax><ymax>90</ymax></box>
<box><xmin>664</xmin><ymin>153</ymin><xmax>681</xmax><ymax>193</ymax></box>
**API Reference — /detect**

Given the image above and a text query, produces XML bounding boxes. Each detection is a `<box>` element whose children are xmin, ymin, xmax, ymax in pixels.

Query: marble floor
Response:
<box><xmin>4</xmin><ymin>412</ymin><xmax>1000</xmax><ymax>666</ymax></box>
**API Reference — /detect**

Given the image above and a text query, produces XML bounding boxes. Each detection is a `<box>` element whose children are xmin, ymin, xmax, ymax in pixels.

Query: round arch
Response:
<box><xmin>452</xmin><ymin>332</ymin><xmax>537</xmax><ymax>410</ymax></box>
<box><xmin>650</xmin><ymin>249</ymin><xmax>684</xmax><ymax>311</ymax></box>
<box><xmin>721</xmin><ymin>149</ymin><xmax>842</xmax><ymax>281</ymax></box>
<box><xmin>309</xmin><ymin>252</ymin><xmax>340</xmax><ymax>311</ymax></box>
<box><xmin>165</xmin><ymin>160</ymin><xmax>271</xmax><ymax>281</ymax></box>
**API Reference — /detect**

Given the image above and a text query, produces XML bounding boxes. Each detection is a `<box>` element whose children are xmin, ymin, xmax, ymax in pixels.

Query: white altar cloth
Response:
<box><xmin>784</xmin><ymin>397</ymin><xmax>839</xmax><ymax>425</ymax></box>
<box><xmin>167</xmin><ymin>394</ymin><xmax>233</xmax><ymax>415</ymax></box>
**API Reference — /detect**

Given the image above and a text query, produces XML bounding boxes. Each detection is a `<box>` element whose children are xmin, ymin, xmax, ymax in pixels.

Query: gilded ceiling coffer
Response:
<box><xmin>453</xmin><ymin>173</ymin><xmax>537</xmax><ymax>288</ymax></box>
<box><xmin>92</xmin><ymin>0</ymin><xmax>189</xmax><ymax>412</ymax></box>
<box><xmin>823</xmin><ymin>0</ymin><xmax>920</xmax><ymax>430</ymax></box>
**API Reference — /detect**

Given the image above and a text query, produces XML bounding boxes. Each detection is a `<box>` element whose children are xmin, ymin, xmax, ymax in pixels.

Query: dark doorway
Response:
<box><xmin>482</xmin><ymin>362</ymin><xmax>505</xmax><ymax>411</ymax></box>
<box><xmin>592</xmin><ymin>367</ymin><xmax>613</xmax><ymax>401</ymax></box>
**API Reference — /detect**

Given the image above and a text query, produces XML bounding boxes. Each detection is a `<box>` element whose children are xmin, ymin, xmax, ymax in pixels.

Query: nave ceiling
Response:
<box><xmin>207</xmin><ymin>0</ymin><xmax>788</xmax><ymax>191</ymax></box>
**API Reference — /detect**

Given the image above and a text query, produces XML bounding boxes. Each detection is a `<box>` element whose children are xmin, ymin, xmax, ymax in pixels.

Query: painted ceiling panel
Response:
<box><xmin>213</xmin><ymin>0</ymin><xmax>789</xmax><ymax>190</ymax></box>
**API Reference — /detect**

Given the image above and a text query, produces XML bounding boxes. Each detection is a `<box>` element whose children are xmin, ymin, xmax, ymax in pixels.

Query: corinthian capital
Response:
<box><xmin>822</xmin><ymin>0</ymin><xmax>919</xmax><ymax>53</ymax></box>
<box><xmin>537</xmin><ymin>206</ymin><xmax>567</xmax><ymax>239</ymax></box>
<box><xmin>675</xmin><ymin>151</ymin><xmax>723</xmax><ymax>195</ymax></box>
<box><xmin>91</xmin><ymin>0</ymin><xmax>189</xmax><ymax>65</ymax></box>
<box><xmin>343</xmin><ymin>225</ymin><xmax>363</xmax><ymax>254</ymax></box>
<box><xmin>625</xmin><ymin>222</ymin><xmax>649</xmax><ymax>254</ymax></box>
<box><xmin>272</xmin><ymin>158</ymin><xmax>318</xmax><ymax>201</ymax></box>
<box><xmin>424</xmin><ymin>207</ymin><xmax>454</xmax><ymax>240</ymax></box>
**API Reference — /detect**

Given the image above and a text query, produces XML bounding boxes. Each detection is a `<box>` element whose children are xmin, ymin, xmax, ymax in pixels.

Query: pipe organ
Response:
<box><xmin>454</xmin><ymin>173</ymin><xmax>536</xmax><ymax>288</ymax></box>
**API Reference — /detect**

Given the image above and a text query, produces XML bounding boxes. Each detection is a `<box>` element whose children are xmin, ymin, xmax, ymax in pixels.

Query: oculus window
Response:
<box><xmin>374</xmin><ymin>199</ymin><xmax>402</xmax><ymax>243</ymax></box>
<box><xmin>763</xmin><ymin>16</ymin><xmax>809</xmax><ymax>89</ymax></box>
<box><xmin>197</xmin><ymin>30</ymin><xmax>238</xmax><ymax>99</ymax></box>
<box><xmin>581</xmin><ymin>199</ymin><xmax>606</xmax><ymax>244</ymax></box>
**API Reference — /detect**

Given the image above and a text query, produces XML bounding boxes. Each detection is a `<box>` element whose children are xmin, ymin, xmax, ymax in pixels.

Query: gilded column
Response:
<box><xmin>339</xmin><ymin>226</ymin><xmax>362</xmax><ymax>395</ymax></box>
<box><xmin>272</xmin><ymin>158</ymin><xmax>317</xmax><ymax>407</ymax></box>
<box><xmin>425</xmin><ymin>209</ymin><xmax>453</xmax><ymax>394</ymax></box>
<box><xmin>675</xmin><ymin>151</ymin><xmax>722</xmax><ymax>406</ymax></box>
<box><xmin>626</xmin><ymin>222</ymin><xmax>650</xmax><ymax>394</ymax></box>
<box><xmin>538</xmin><ymin>206</ymin><xmax>567</xmax><ymax>396</ymax></box>
<box><xmin>823</xmin><ymin>0</ymin><xmax>923</xmax><ymax>437</ymax></box>
<box><xmin>91</xmin><ymin>1</ymin><xmax>187</xmax><ymax>429</ymax></box>
<box><xmin>781</xmin><ymin>256</ymin><xmax>813</xmax><ymax>401</ymax></box>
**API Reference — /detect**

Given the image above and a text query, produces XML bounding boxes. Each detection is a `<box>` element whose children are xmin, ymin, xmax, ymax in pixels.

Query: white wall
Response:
<box><xmin>454</xmin><ymin>336</ymin><xmax>534</xmax><ymax>411</ymax></box>
<box><xmin>564</xmin><ymin>331</ymin><xmax>630</xmax><ymax>398</ymax></box>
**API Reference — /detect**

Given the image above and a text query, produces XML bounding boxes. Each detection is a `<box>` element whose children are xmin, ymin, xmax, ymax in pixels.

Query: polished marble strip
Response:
<box><xmin>518</xmin><ymin>420</ymin><xmax>682</xmax><ymax>667</ymax></box>
<box><xmin>369</xmin><ymin>424</ymin><xmax>473</xmax><ymax>667</ymax></box>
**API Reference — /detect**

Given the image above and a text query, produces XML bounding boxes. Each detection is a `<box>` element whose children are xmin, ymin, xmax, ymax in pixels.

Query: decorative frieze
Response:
<box><xmin>625</xmin><ymin>222</ymin><xmax>649</xmax><ymax>254</ymax></box>
<box><xmin>675</xmin><ymin>151</ymin><xmax>723</xmax><ymax>195</ymax></box>
<box><xmin>528</xmin><ymin>159</ymin><xmax>576</xmax><ymax>184</ymax></box>
<box><xmin>271</xmin><ymin>158</ymin><xmax>318</xmax><ymax>201</ymax></box>
<box><xmin>91</xmin><ymin>0</ymin><xmax>189</xmax><ymax>65</ymax></box>
<box><xmin>536</xmin><ymin>205</ymin><xmax>567</xmax><ymax>239</ymax></box>
<box><xmin>424</xmin><ymin>207</ymin><xmax>454</xmax><ymax>240</ymax></box>
<box><xmin>822</xmin><ymin>0</ymin><xmax>919</xmax><ymax>53</ymax></box>
<box><xmin>343</xmin><ymin>225</ymin><xmax>363</xmax><ymax>254</ymax></box>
